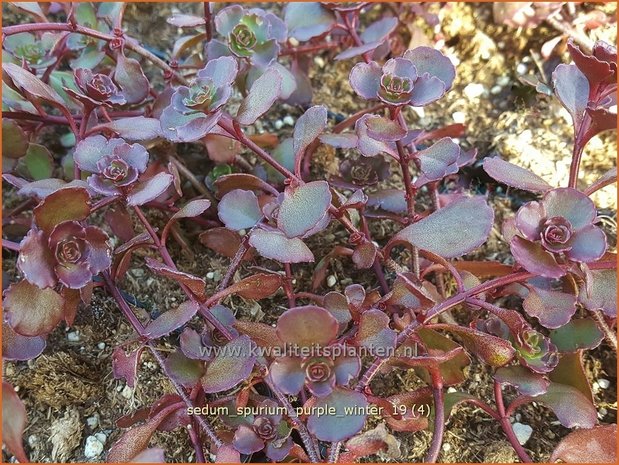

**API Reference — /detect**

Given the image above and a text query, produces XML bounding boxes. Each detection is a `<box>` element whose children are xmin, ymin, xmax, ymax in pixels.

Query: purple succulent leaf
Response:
<box><xmin>143</xmin><ymin>301</ymin><xmax>199</xmax><ymax>339</ymax></box>
<box><xmin>217</xmin><ymin>189</ymin><xmax>263</xmax><ymax>231</ymax></box>
<box><xmin>206</xmin><ymin>39</ymin><xmax>231</xmax><ymax>62</ymax></box>
<box><xmin>434</xmin><ymin>324</ymin><xmax>516</xmax><ymax>367</ymax></box>
<box><xmin>510</xmin><ymin>236</ymin><xmax>565</xmax><ymax>278</ymax></box>
<box><xmin>409</xmin><ymin>73</ymin><xmax>446</xmax><ymax>106</ymax></box>
<box><xmin>552</xmin><ymin>64</ymin><xmax>589</xmax><ymax>132</ymax></box>
<box><xmin>214</xmin><ymin>5</ymin><xmax>244</xmax><ymax>35</ymax></box>
<box><xmin>233</xmin><ymin>425</ymin><xmax>264</xmax><ymax>455</ymax></box>
<box><xmin>549</xmin><ymin>318</ymin><xmax>604</xmax><ymax>352</ymax></box>
<box><xmin>270</xmin><ymin>356</ymin><xmax>305</xmax><ymax>395</ymax></box>
<box><xmin>74</xmin><ymin>135</ymin><xmax>123</xmax><ymax>172</ymax></box>
<box><xmin>132</xmin><ymin>448</ymin><xmax>166</xmax><ymax>463</ymax></box>
<box><xmin>171</xmin><ymin>199</ymin><xmax>212</xmax><ymax>221</ymax></box>
<box><xmin>323</xmin><ymin>291</ymin><xmax>353</xmax><ymax>327</ymax></box>
<box><xmin>349</xmin><ymin>61</ymin><xmax>382</xmax><ymax>100</ymax></box>
<box><xmin>17</xmin><ymin>228</ymin><xmax>56</xmax><ymax>288</ymax></box>
<box><xmin>160</xmin><ymin>106</ymin><xmax>222</xmax><ymax>142</ymax></box>
<box><xmin>579</xmin><ymin>270</ymin><xmax>616</xmax><ymax>317</ymax></box>
<box><xmin>395</xmin><ymin>196</ymin><xmax>494</xmax><ymax>258</ymax></box>
<box><xmin>236</xmin><ymin>67</ymin><xmax>282</xmax><ymax>125</ymax></box>
<box><xmin>413</xmin><ymin>137</ymin><xmax>460</xmax><ymax>187</ymax></box>
<box><xmin>265</xmin><ymin>438</ymin><xmax>293</xmax><ymax>462</ymax></box>
<box><xmin>113</xmin><ymin>53</ymin><xmax>149</xmax><ymax>104</ymax></box>
<box><xmin>354</xmin><ymin>309</ymin><xmax>397</xmax><ymax>352</ymax></box>
<box><xmin>494</xmin><ymin>365</ymin><xmax>550</xmax><ymax>397</ymax></box>
<box><xmin>335</xmin><ymin>41</ymin><xmax>383</xmax><ymax>61</ymax></box>
<box><xmin>361</xmin><ymin>17</ymin><xmax>399</xmax><ymax>43</ymax></box>
<box><xmin>515</xmin><ymin>200</ymin><xmax>544</xmax><ymax>241</ymax></box>
<box><xmin>403</xmin><ymin>46</ymin><xmax>456</xmax><ymax>90</ymax></box>
<box><xmin>113</xmin><ymin>142</ymin><xmax>149</xmax><ymax>172</ymax></box>
<box><xmin>586</xmin><ymin>104</ymin><xmax>618</xmax><ymax>139</ymax></box>
<box><xmin>198</xmin><ymin>56</ymin><xmax>239</xmax><ymax>87</ymax></box>
<box><xmin>97</xmin><ymin>117</ymin><xmax>163</xmax><ymax>142</ymax></box>
<box><xmin>3</xmin><ymin>62</ymin><xmax>66</xmax><ymax>108</ymax></box>
<box><xmin>352</xmin><ymin>241</ymin><xmax>378</xmax><ymax>269</ymax></box>
<box><xmin>543</xmin><ymin>188</ymin><xmax>597</xmax><ymax>230</ymax></box>
<box><xmin>201</xmin><ymin>335</ymin><xmax>256</xmax><ymax>393</ymax></box>
<box><xmin>88</xmin><ymin>175</ymin><xmax>122</xmax><ymax>197</ymax></box>
<box><xmin>356</xmin><ymin>115</ymin><xmax>397</xmax><ymax>157</ymax></box>
<box><xmin>365</xmin><ymin>116</ymin><xmax>406</xmax><ymax>142</ymax></box>
<box><xmin>277</xmin><ymin>305</ymin><xmax>338</xmax><ymax>346</ymax></box>
<box><xmin>333</xmin><ymin>355</ymin><xmax>361</xmax><ymax>386</ymax></box>
<box><xmin>164</xmin><ymin>350</ymin><xmax>206</xmax><ymax>388</ymax></box>
<box><xmin>215</xmin><ymin>444</ymin><xmax>241</xmax><ymax>463</ymax></box>
<box><xmin>367</xmin><ymin>189</ymin><xmax>407</xmax><ymax>213</ymax></box>
<box><xmin>293</xmin><ymin>105</ymin><xmax>328</xmax><ymax>156</ymax></box>
<box><xmin>344</xmin><ymin>284</ymin><xmax>366</xmax><ymax>308</ymax></box>
<box><xmin>84</xmin><ymin>226</ymin><xmax>112</xmax><ymax>274</ymax></box>
<box><xmin>565</xmin><ymin>225</ymin><xmax>607</xmax><ymax>262</ymax></box>
<box><xmin>286</xmin><ymin>59</ymin><xmax>313</xmax><ymax>105</ymax></box>
<box><xmin>55</xmin><ymin>261</ymin><xmax>92</xmax><ymax>289</ymax></box>
<box><xmin>4</xmin><ymin>280</ymin><xmax>65</xmax><ymax>336</ymax></box>
<box><xmin>126</xmin><ymin>172</ymin><xmax>173</xmax><ymax>206</ymax></box>
<box><xmin>1</xmin><ymin>381</ymin><xmax>29</xmax><ymax>464</ymax></box>
<box><xmin>249</xmin><ymin>229</ymin><xmax>314</xmax><ymax>263</ymax></box>
<box><xmin>247</xmin><ymin>63</ymin><xmax>297</xmax><ymax>100</ymax></box>
<box><xmin>2</xmin><ymin>320</ymin><xmax>46</xmax><ymax>361</ymax></box>
<box><xmin>284</xmin><ymin>2</ymin><xmax>335</xmax><ymax>41</ymax></box>
<box><xmin>249</xmin><ymin>39</ymin><xmax>281</xmax><ymax>68</ymax></box>
<box><xmin>523</xmin><ymin>287</ymin><xmax>577</xmax><ymax>329</ymax></box>
<box><xmin>483</xmin><ymin>157</ymin><xmax>552</xmax><ymax>193</ymax></box>
<box><xmin>277</xmin><ymin>181</ymin><xmax>332</xmax><ymax>238</ymax></box>
<box><xmin>567</xmin><ymin>40</ymin><xmax>616</xmax><ymax>87</ymax></box>
<box><xmin>320</xmin><ymin>133</ymin><xmax>359</xmax><ymax>149</ymax></box>
<box><xmin>307</xmin><ymin>388</ymin><xmax>368</xmax><ymax>442</ymax></box>
<box><xmin>534</xmin><ymin>382</ymin><xmax>597</xmax><ymax>428</ymax></box>
<box><xmin>180</xmin><ymin>328</ymin><xmax>213</xmax><ymax>361</ymax></box>
<box><xmin>112</xmin><ymin>346</ymin><xmax>143</xmax><ymax>388</ymax></box>
<box><xmin>550</xmin><ymin>424</ymin><xmax>617</xmax><ymax>463</ymax></box>
<box><xmin>15</xmin><ymin>179</ymin><xmax>90</xmax><ymax>199</ymax></box>
<box><xmin>307</xmin><ymin>378</ymin><xmax>336</xmax><ymax>397</ymax></box>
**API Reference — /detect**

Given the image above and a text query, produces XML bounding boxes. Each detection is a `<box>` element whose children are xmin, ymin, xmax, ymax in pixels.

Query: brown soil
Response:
<box><xmin>2</xmin><ymin>2</ymin><xmax>616</xmax><ymax>464</ymax></box>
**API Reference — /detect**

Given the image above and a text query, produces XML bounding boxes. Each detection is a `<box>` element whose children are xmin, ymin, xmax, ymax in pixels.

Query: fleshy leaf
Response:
<box><xmin>201</xmin><ymin>335</ymin><xmax>256</xmax><ymax>393</ymax></box>
<box><xmin>3</xmin><ymin>62</ymin><xmax>65</xmax><ymax>107</ymax></box>
<box><xmin>494</xmin><ymin>365</ymin><xmax>549</xmax><ymax>396</ymax></box>
<box><xmin>483</xmin><ymin>157</ymin><xmax>552</xmax><ymax>193</ymax></box>
<box><xmin>307</xmin><ymin>388</ymin><xmax>368</xmax><ymax>442</ymax></box>
<box><xmin>143</xmin><ymin>301</ymin><xmax>199</xmax><ymax>339</ymax></box>
<box><xmin>367</xmin><ymin>189</ymin><xmax>407</xmax><ymax>213</ymax></box>
<box><xmin>549</xmin><ymin>352</ymin><xmax>593</xmax><ymax>403</ymax></box>
<box><xmin>394</xmin><ymin>196</ymin><xmax>493</xmax><ymax>258</ymax></box>
<box><xmin>523</xmin><ymin>287</ymin><xmax>577</xmax><ymax>329</ymax></box>
<box><xmin>2</xmin><ymin>119</ymin><xmax>28</xmax><ymax>158</ymax></box>
<box><xmin>534</xmin><ymin>382</ymin><xmax>597</xmax><ymax>428</ymax></box>
<box><xmin>217</xmin><ymin>189</ymin><xmax>262</xmax><ymax>231</ymax></box>
<box><xmin>413</xmin><ymin>137</ymin><xmax>460</xmax><ymax>187</ymax></box>
<box><xmin>221</xmin><ymin>273</ymin><xmax>282</xmax><ymax>300</ymax></box>
<box><xmin>214</xmin><ymin>173</ymin><xmax>274</xmax><ymax>197</ymax></box>
<box><xmin>354</xmin><ymin>309</ymin><xmax>397</xmax><ymax>353</ymax></box>
<box><xmin>126</xmin><ymin>172</ymin><xmax>173</xmax><ymax>206</ymax></box>
<box><xmin>4</xmin><ymin>280</ymin><xmax>65</xmax><ymax>336</ymax></box>
<box><xmin>277</xmin><ymin>305</ymin><xmax>337</xmax><ymax>346</ymax></box>
<box><xmin>131</xmin><ymin>448</ymin><xmax>166</xmax><ymax>463</ymax></box>
<box><xmin>114</xmin><ymin>53</ymin><xmax>149</xmax><ymax>104</ymax></box>
<box><xmin>549</xmin><ymin>318</ymin><xmax>604</xmax><ymax>352</ymax></box>
<box><xmin>342</xmin><ymin>423</ymin><xmax>401</xmax><ymax>461</ymax></box>
<box><xmin>365</xmin><ymin>116</ymin><xmax>406</xmax><ymax>142</ymax></box>
<box><xmin>510</xmin><ymin>236</ymin><xmax>565</xmax><ymax>278</ymax></box>
<box><xmin>200</xmin><ymin>227</ymin><xmax>251</xmax><ymax>259</ymax></box>
<box><xmin>23</xmin><ymin>144</ymin><xmax>54</xmax><ymax>180</ymax></box>
<box><xmin>236</xmin><ymin>67</ymin><xmax>282</xmax><ymax>125</ymax></box>
<box><xmin>2</xmin><ymin>320</ymin><xmax>46</xmax><ymax>361</ymax></box>
<box><xmin>112</xmin><ymin>346</ymin><xmax>143</xmax><ymax>388</ymax></box>
<box><xmin>17</xmin><ymin>228</ymin><xmax>56</xmax><ymax>288</ymax></box>
<box><xmin>249</xmin><ymin>229</ymin><xmax>314</xmax><ymax>263</ymax></box>
<box><xmin>2</xmin><ymin>382</ymin><xmax>29</xmax><ymax>463</ymax></box>
<box><xmin>550</xmin><ymin>424</ymin><xmax>616</xmax><ymax>463</ymax></box>
<box><xmin>277</xmin><ymin>181</ymin><xmax>332</xmax><ymax>238</ymax></box>
<box><xmin>284</xmin><ymin>2</ymin><xmax>336</xmax><ymax>41</ymax></box>
<box><xmin>97</xmin><ymin>117</ymin><xmax>163</xmax><ymax>141</ymax></box>
<box><xmin>33</xmin><ymin>186</ymin><xmax>90</xmax><ymax>234</ymax></box>
<box><xmin>579</xmin><ymin>269</ymin><xmax>616</xmax><ymax>317</ymax></box>
<box><xmin>552</xmin><ymin>64</ymin><xmax>589</xmax><ymax>132</ymax></box>
<box><xmin>433</xmin><ymin>324</ymin><xmax>516</xmax><ymax>367</ymax></box>
<box><xmin>164</xmin><ymin>351</ymin><xmax>206</xmax><ymax>388</ymax></box>
<box><xmin>293</xmin><ymin>105</ymin><xmax>328</xmax><ymax>156</ymax></box>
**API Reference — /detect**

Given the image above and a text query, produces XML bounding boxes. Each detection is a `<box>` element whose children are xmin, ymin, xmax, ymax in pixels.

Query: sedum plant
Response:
<box><xmin>1</xmin><ymin>2</ymin><xmax>616</xmax><ymax>464</ymax></box>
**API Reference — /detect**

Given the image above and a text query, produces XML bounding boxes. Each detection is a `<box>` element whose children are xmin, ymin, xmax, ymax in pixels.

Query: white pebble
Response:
<box><xmin>442</xmin><ymin>443</ymin><xmax>451</xmax><ymax>452</ymax></box>
<box><xmin>497</xmin><ymin>75</ymin><xmax>510</xmax><ymax>87</ymax></box>
<box><xmin>206</xmin><ymin>272</ymin><xmax>215</xmax><ymax>280</ymax></box>
<box><xmin>97</xmin><ymin>342</ymin><xmax>106</xmax><ymax>350</ymax></box>
<box><xmin>67</xmin><ymin>331</ymin><xmax>80</xmax><ymax>342</ymax></box>
<box><xmin>314</xmin><ymin>56</ymin><xmax>325</xmax><ymax>68</ymax></box>
<box><xmin>94</xmin><ymin>433</ymin><xmax>107</xmax><ymax>445</ymax></box>
<box><xmin>283</xmin><ymin>115</ymin><xmax>295</xmax><ymax>126</ymax></box>
<box><xmin>121</xmin><ymin>385</ymin><xmax>133</xmax><ymax>399</ymax></box>
<box><xmin>463</xmin><ymin>83</ymin><xmax>485</xmax><ymax>99</ymax></box>
<box><xmin>288</xmin><ymin>38</ymin><xmax>299</xmax><ymax>47</ymax></box>
<box><xmin>516</xmin><ymin>63</ymin><xmax>527</xmax><ymax>75</ymax></box>
<box><xmin>84</xmin><ymin>436</ymin><xmax>104</xmax><ymax>458</ymax></box>
<box><xmin>452</xmin><ymin>112</ymin><xmax>466</xmax><ymax>124</ymax></box>
<box><xmin>598</xmin><ymin>407</ymin><xmax>608</xmax><ymax>419</ymax></box>
<box><xmin>274</xmin><ymin>120</ymin><xmax>284</xmax><ymax>130</ymax></box>
<box><xmin>86</xmin><ymin>415</ymin><xmax>99</xmax><ymax>429</ymax></box>
<box><xmin>598</xmin><ymin>378</ymin><xmax>610</xmax><ymax>389</ymax></box>
<box><xmin>326</xmin><ymin>275</ymin><xmax>337</xmax><ymax>288</ymax></box>
<box><xmin>512</xmin><ymin>422</ymin><xmax>533</xmax><ymax>445</ymax></box>
<box><xmin>490</xmin><ymin>85</ymin><xmax>502</xmax><ymax>95</ymax></box>
<box><xmin>28</xmin><ymin>435</ymin><xmax>38</xmax><ymax>448</ymax></box>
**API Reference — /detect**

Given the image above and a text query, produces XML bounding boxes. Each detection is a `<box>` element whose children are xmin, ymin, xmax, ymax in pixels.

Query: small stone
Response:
<box><xmin>28</xmin><ymin>435</ymin><xmax>38</xmax><ymax>448</ymax></box>
<box><xmin>463</xmin><ymin>83</ymin><xmax>485</xmax><ymax>100</ymax></box>
<box><xmin>326</xmin><ymin>275</ymin><xmax>337</xmax><ymax>288</ymax></box>
<box><xmin>67</xmin><ymin>331</ymin><xmax>80</xmax><ymax>342</ymax></box>
<box><xmin>598</xmin><ymin>407</ymin><xmax>608</xmax><ymax>419</ymax></box>
<box><xmin>497</xmin><ymin>75</ymin><xmax>510</xmax><ymax>87</ymax></box>
<box><xmin>274</xmin><ymin>120</ymin><xmax>284</xmax><ymax>130</ymax></box>
<box><xmin>206</xmin><ymin>272</ymin><xmax>215</xmax><ymax>280</ymax></box>
<box><xmin>86</xmin><ymin>415</ymin><xmax>99</xmax><ymax>429</ymax></box>
<box><xmin>94</xmin><ymin>433</ymin><xmax>107</xmax><ymax>445</ymax></box>
<box><xmin>283</xmin><ymin>115</ymin><xmax>295</xmax><ymax>126</ymax></box>
<box><xmin>452</xmin><ymin>112</ymin><xmax>466</xmax><ymax>124</ymax></box>
<box><xmin>442</xmin><ymin>443</ymin><xmax>451</xmax><ymax>452</ymax></box>
<box><xmin>288</xmin><ymin>37</ymin><xmax>299</xmax><ymax>47</ymax></box>
<box><xmin>121</xmin><ymin>385</ymin><xmax>133</xmax><ymax>399</ymax></box>
<box><xmin>447</xmin><ymin>387</ymin><xmax>457</xmax><ymax>393</ymax></box>
<box><xmin>314</xmin><ymin>56</ymin><xmax>325</xmax><ymax>68</ymax></box>
<box><xmin>512</xmin><ymin>423</ymin><xmax>533</xmax><ymax>445</ymax></box>
<box><xmin>516</xmin><ymin>63</ymin><xmax>527</xmax><ymax>75</ymax></box>
<box><xmin>490</xmin><ymin>85</ymin><xmax>502</xmax><ymax>95</ymax></box>
<box><xmin>598</xmin><ymin>378</ymin><xmax>610</xmax><ymax>389</ymax></box>
<box><xmin>84</xmin><ymin>436</ymin><xmax>104</xmax><ymax>458</ymax></box>
<box><xmin>97</xmin><ymin>342</ymin><xmax>106</xmax><ymax>350</ymax></box>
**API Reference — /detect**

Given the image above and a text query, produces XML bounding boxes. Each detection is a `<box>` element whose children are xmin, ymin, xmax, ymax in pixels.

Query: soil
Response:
<box><xmin>2</xmin><ymin>2</ymin><xmax>617</xmax><ymax>464</ymax></box>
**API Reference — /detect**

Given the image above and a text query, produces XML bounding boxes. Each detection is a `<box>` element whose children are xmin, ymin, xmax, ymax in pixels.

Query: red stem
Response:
<box><xmin>494</xmin><ymin>381</ymin><xmax>533</xmax><ymax>462</ymax></box>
